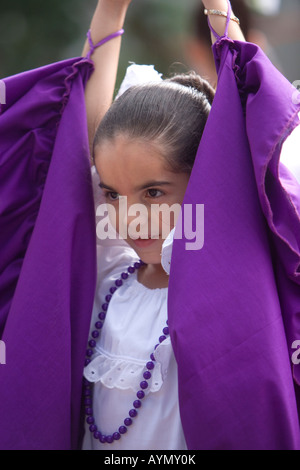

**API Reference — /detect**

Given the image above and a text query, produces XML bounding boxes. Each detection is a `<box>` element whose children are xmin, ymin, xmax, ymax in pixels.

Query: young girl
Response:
<box><xmin>82</xmin><ymin>71</ymin><xmax>215</xmax><ymax>451</ymax></box>
<box><xmin>81</xmin><ymin>0</ymin><xmax>300</xmax><ymax>450</ymax></box>
<box><xmin>0</xmin><ymin>0</ymin><xmax>299</xmax><ymax>450</ymax></box>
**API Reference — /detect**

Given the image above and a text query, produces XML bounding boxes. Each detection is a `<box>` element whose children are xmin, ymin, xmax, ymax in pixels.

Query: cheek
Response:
<box><xmin>150</xmin><ymin>203</ymin><xmax>182</xmax><ymax>238</ymax></box>
<box><xmin>109</xmin><ymin>202</ymin><xmax>152</xmax><ymax>238</ymax></box>
<box><xmin>107</xmin><ymin>204</ymin><xmax>118</xmax><ymax>232</ymax></box>
<box><xmin>107</xmin><ymin>198</ymin><xmax>183</xmax><ymax>240</ymax></box>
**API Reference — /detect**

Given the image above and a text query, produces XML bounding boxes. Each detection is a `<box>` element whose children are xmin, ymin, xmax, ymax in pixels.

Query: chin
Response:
<box><xmin>138</xmin><ymin>253</ymin><xmax>162</xmax><ymax>266</ymax></box>
<box><xmin>127</xmin><ymin>238</ymin><xmax>163</xmax><ymax>266</ymax></box>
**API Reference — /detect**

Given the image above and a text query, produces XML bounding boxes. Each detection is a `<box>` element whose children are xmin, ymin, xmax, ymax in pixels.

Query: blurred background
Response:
<box><xmin>0</xmin><ymin>0</ymin><xmax>299</xmax><ymax>90</ymax></box>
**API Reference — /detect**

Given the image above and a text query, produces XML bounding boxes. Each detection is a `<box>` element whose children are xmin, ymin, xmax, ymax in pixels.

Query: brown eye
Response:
<box><xmin>147</xmin><ymin>189</ymin><xmax>163</xmax><ymax>198</ymax></box>
<box><xmin>105</xmin><ymin>191</ymin><xmax>119</xmax><ymax>201</ymax></box>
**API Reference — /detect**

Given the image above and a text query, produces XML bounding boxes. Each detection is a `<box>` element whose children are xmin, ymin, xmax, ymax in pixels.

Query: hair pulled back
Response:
<box><xmin>94</xmin><ymin>71</ymin><xmax>215</xmax><ymax>173</ymax></box>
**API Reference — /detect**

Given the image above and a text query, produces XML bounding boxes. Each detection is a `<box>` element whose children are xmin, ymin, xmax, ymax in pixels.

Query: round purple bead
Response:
<box><xmin>89</xmin><ymin>424</ymin><xmax>97</xmax><ymax>433</ymax></box>
<box><xmin>115</xmin><ymin>279</ymin><xmax>123</xmax><ymax>287</ymax></box>
<box><xmin>86</xmin><ymin>416</ymin><xmax>94</xmax><ymax>425</ymax></box>
<box><xmin>113</xmin><ymin>432</ymin><xmax>121</xmax><ymax>441</ymax></box>
<box><xmin>106</xmin><ymin>435</ymin><xmax>114</xmax><ymax>444</ymax></box>
<box><xmin>150</xmin><ymin>354</ymin><xmax>155</xmax><ymax>362</ymax></box>
<box><xmin>137</xmin><ymin>390</ymin><xmax>145</xmax><ymax>400</ymax></box>
<box><xmin>129</xmin><ymin>409</ymin><xmax>138</xmax><ymax>418</ymax></box>
<box><xmin>85</xmin><ymin>407</ymin><xmax>93</xmax><ymax>416</ymax></box>
<box><xmin>134</xmin><ymin>262</ymin><xmax>142</xmax><ymax>269</ymax></box>
<box><xmin>124</xmin><ymin>418</ymin><xmax>132</xmax><ymax>427</ymax></box>
<box><xmin>128</xmin><ymin>266</ymin><xmax>135</xmax><ymax>274</ymax></box>
<box><xmin>121</xmin><ymin>273</ymin><xmax>129</xmax><ymax>280</ymax></box>
<box><xmin>119</xmin><ymin>426</ymin><xmax>127</xmax><ymax>435</ymax></box>
<box><xmin>86</xmin><ymin>349</ymin><xmax>93</xmax><ymax>358</ymax></box>
<box><xmin>143</xmin><ymin>371</ymin><xmax>151</xmax><ymax>380</ymax></box>
<box><xmin>110</xmin><ymin>287</ymin><xmax>117</xmax><ymax>295</ymax></box>
<box><xmin>140</xmin><ymin>381</ymin><xmax>149</xmax><ymax>390</ymax></box>
<box><xmin>94</xmin><ymin>431</ymin><xmax>101</xmax><ymax>440</ymax></box>
<box><xmin>85</xmin><ymin>359</ymin><xmax>91</xmax><ymax>366</ymax></box>
<box><xmin>92</xmin><ymin>331</ymin><xmax>100</xmax><ymax>339</ymax></box>
<box><xmin>98</xmin><ymin>312</ymin><xmax>106</xmax><ymax>321</ymax></box>
<box><xmin>146</xmin><ymin>361</ymin><xmax>155</xmax><ymax>370</ymax></box>
<box><xmin>163</xmin><ymin>327</ymin><xmax>169</xmax><ymax>336</ymax></box>
<box><xmin>84</xmin><ymin>398</ymin><xmax>92</xmax><ymax>406</ymax></box>
<box><xmin>105</xmin><ymin>294</ymin><xmax>112</xmax><ymax>303</ymax></box>
<box><xmin>159</xmin><ymin>335</ymin><xmax>166</xmax><ymax>343</ymax></box>
<box><xmin>100</xmin><ymin>435</ymin><xmax>107</xmax><ymax>444</ymax></box>
<box><xmin>133</xmin><ymin>400</ymin><xmax>142</xmax><ymax>409</ymax></box>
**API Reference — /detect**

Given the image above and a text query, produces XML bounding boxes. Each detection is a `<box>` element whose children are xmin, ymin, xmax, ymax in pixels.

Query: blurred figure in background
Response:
<box><xmin>185</xmin><ymin>0</ymin><xmax>269</xmax><ymax>86</ymax></box>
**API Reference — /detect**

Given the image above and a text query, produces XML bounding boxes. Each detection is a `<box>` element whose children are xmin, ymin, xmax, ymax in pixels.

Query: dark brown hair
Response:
<box><xmin>93</xmin><ymin>71</ymin><xmax>215</xmax><ymax>174</ymax></box>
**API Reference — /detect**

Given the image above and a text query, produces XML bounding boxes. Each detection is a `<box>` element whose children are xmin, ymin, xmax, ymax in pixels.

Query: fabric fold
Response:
<box><xmin>0</xmin><ymin>57</ymin><xmax>96</xmax><ymax>450</ymax></box>
<box><xmin>169</xmin><ymin>38</ymin><xmax>300</xmax><ymax>450</ymax></box>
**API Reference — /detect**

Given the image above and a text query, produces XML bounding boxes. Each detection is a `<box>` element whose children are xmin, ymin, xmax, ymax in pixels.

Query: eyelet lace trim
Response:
<box><xmin>84</xmin><ymin>337</ymin><xmax>173</xmax><ymax>393</ymax></box>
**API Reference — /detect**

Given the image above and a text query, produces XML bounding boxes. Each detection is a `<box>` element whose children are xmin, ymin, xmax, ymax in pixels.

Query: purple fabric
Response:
<box><xmin>206</xmin><ymin>0</ymin><xmax>232</xmax><ymax>41</ymax></box>
<box><xmin>169</xmin><ymin>38</ymin><xmax>300</xmax><ymax>449</ymax></box>
<box><xmin>1</xmin><ymin>27</ymin><xmax>300</xmax><ymax>452</ymax></box>
<box><xmin>86</xmin><ymin>29</ymin><xmax>125</xmax><ymax>60</ymax></box>
<box><xmin>0</xmin><ymin>58</ymin><xmax>97</xmax><ymax>449</ymax></box>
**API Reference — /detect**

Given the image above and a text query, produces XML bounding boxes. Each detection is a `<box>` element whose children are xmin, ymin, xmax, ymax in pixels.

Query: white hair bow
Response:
<box><xmin>115</xmin><ymin>63</ymin><xmax>163</xmax><ymax>99</ymax></box>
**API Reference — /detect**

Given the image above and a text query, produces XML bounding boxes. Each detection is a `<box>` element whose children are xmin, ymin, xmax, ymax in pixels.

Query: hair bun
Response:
<box><xmin>167</xmin><ymin>71</ymin><xmax>215</xmax><ymax>105</ymax></box>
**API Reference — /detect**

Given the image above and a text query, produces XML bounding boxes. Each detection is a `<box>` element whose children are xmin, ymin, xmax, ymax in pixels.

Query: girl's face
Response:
<box><xmin>94</xmin><ymin>135</ymin><xmax>190</xmax><ymax>266</ymax></box>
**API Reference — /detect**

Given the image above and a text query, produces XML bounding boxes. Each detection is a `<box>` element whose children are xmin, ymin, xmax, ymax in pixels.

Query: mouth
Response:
<box><xmin>131</xmin><ymin>237</ymin><xmax>160</xmax><ymax>248</ymax></box>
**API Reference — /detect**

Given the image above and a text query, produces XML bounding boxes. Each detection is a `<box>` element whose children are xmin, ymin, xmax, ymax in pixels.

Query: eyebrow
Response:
<box><xmin>99</xmin><ymin>181</ymin><xmax>173</xmax><ymax>192</ymax></box>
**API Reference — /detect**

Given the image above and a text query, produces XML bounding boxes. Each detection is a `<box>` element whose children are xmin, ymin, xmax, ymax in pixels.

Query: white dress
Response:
<box><xmin>280</xmin><ymin>118</ymin><xmax>300</xmax><ymax>184</ymax></box>
<box><xmin>82</xmin><ymin>170</ymin><xmax>187</xmax><ymax>451</ymax></box>
<box><xmin>82</xmin><ymin>123</ymin><xmax>300</xmax><ymax>451</ymax></box>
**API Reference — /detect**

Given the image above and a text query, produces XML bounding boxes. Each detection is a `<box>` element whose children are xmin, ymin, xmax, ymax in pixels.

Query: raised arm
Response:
<box><xmin>202</xmin><ymin>0</ymin><xmax>245</xmax><ymax>43</ymax></box>
<box><xmin>82</xmin><ymin>0</ymin><xmax>132</xmax><ymax>151</ymax></box>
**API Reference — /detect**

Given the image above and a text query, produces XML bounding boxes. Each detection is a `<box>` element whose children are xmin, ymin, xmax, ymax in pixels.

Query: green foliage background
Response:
<box><xmin>0</xmin><ymin>0</ymin><xmax>197</xmax><ymax>89</ymax></box>
<box><xmin>1</xmin><ymin>1</ymin><xmax>299</xmax><ymax>86</ymax></box>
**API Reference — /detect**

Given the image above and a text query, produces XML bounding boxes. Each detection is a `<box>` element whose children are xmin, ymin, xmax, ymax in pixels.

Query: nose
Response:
<box><xmin>118</xmin><ymin>198</ymin><xmax>150</xmax><ymax>239</ymax></box>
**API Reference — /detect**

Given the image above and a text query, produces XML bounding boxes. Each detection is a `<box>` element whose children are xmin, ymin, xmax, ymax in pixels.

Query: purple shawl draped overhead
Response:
<box><xmin>0</xmin><ymin>58</ymin><xmax>97</xmax><ymax>450</ymax></box>
<box><xmin>0</xmin><ymin>35</ymin><xmax>299</xmax><ymax>453</ymax></box>
<box><xmin>169</xmin><ymin>38</ymin><xmax>300</xmax><ymax>450</ymax></box>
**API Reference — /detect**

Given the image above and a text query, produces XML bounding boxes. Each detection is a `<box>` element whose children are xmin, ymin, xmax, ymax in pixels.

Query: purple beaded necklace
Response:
<box><xmin>83</xmin><ymin>260</ymin><xmax>170</xmax><ymax>445</ymax></box>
